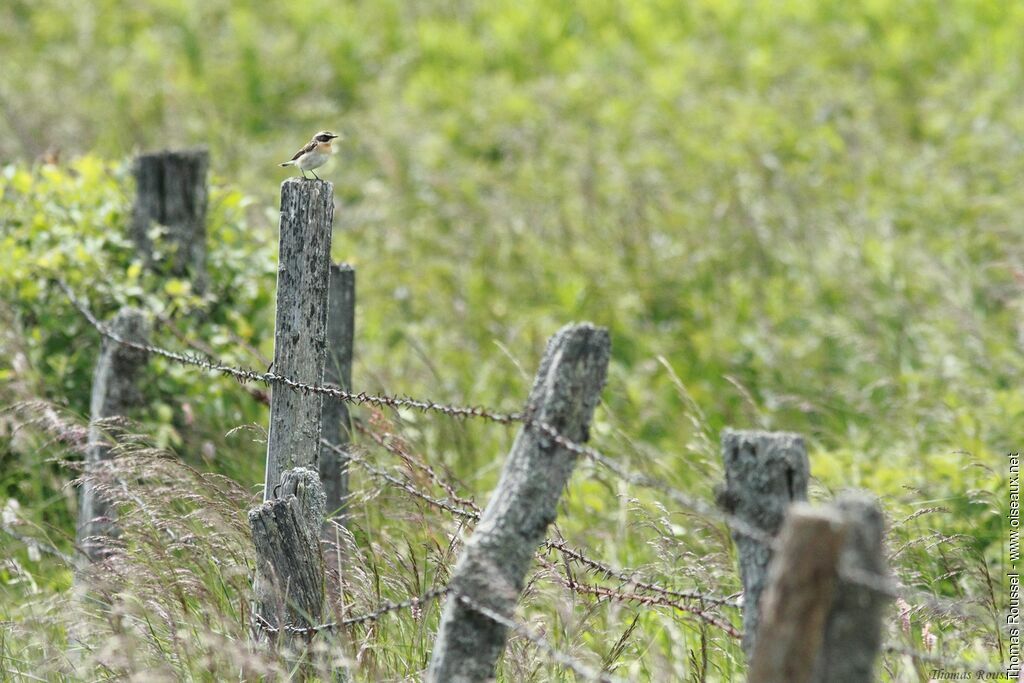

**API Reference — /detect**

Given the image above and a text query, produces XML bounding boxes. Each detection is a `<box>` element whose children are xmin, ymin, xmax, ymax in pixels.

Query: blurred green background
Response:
<box><xmin>1</xmin><ymin>0</ymin><xmax>1021</xmax><ymax>679</ymax></box>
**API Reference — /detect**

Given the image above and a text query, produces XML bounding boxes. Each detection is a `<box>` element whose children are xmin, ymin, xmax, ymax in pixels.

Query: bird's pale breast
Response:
<box><xmin>297</xmin><ymin>150</ymin><xmax>330</xmax><ymax>171</ymax></box>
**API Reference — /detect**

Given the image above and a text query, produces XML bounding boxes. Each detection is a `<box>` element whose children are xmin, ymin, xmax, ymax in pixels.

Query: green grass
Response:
<box><xmin>1</xmin><ymin>0</ymin><xmax>1020</xmax><ymax>679</ymax></box>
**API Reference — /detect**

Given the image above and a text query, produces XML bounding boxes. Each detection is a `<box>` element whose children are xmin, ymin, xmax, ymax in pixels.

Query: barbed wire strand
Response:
<box><xmin>58</xmin><ymin>279</ymin><xmax>522</xmax><ymax>426</ymax></box>
<box><xmin>357</xmin><ymin>422</ymin><xmax>483</xmax><ymax>513</ymax></box>
<box><xmin>355</xmin><ymin>425</ymin><xmax>743</xmax><ymax>614</ymax></box>
<box><xmin>254</xmin><ymin>586</ymin><xmax>451</xmax><ymax>637</ymax></box>
<box><xmin>543</xmin><ymin>539</ymin><xmax>739</xmax><ymax>608</ymax></box>
<box><xmin>534</xmin><ymin>554</ymin><xmax>740</xmax><ymax>639</ymax></box>
<box><xmin>59</xmin><ymin>279</ymin><xmax>989</xmax><ymax>626</ymax></box>
<box><xmin>336</xmin><ymin>441</ymin><xmax>480</xmax><ymax>522</ymax></box>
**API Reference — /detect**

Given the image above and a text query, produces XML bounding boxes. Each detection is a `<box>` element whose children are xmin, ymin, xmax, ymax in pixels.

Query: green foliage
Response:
<box><xmin>0</xmin><ymin>157</ymin><xmax>276</xmax><ymax>529</ymax></box>
<box><xmin>1</xmin><ymin>0</ymin><xmax>1022</xmax><ymax>679</ymax></box>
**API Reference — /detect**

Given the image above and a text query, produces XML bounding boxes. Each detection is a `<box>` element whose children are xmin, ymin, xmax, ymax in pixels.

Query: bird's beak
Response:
<box><xmin>329</xmin><ymin>133</ymin><xmax>340</xmax><ymax>139</ymax></box>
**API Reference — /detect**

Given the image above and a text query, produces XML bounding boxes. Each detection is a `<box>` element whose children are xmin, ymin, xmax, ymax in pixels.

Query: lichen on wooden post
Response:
<box><xmin>718</xmin><ymin>429</ymin><xmax>808</xmax><ymax>655</ymax></box>
<box><xmin>748</xmin><ymin>504</ymin><xmax>848</xmax><ymax>683</ymax></box>
<box><xmin>77</xmin><ymin>307</ymin><xmax>149</xmax><ymax>564</ymax></box>
<box><xmin>319</xmin><ymin>262</ymin><xmax>355</xmax><ymax>525</ymax></box>
<box><xmin>811</xmin><ymin>491</ymin><xmax>889</xmax><ymax>682</ymax></box>
<box><xmin>250</xmin><ymin>467</ymin><xmax>326</xmax><ymax>644</ymax></box>
<box><xmin>426</xmin><ymin>323</ymin><xmax>611</xmax><ymax>683</ymax></box>
<box><xmin>131</xmin><ymin>149</ymin><xmax>209</xmax><ymax>290</ymax></box>
<box><xmin>263</xmin><ymin>178</ymin><xmax>334</xmax><ymax>499</ymax></box>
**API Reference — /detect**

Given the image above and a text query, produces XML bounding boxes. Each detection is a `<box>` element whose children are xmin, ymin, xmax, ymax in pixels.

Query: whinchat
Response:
<box><xmin>279</xmin><ymin>130</ymin><xmax>340</xmax><ymax>180</ymax></box>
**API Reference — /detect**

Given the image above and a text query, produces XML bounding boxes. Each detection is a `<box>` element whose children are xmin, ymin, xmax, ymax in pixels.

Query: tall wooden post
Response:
<box><xmin>131</xmin><ymin>150</ymin><xmax>209</xmax><ymax>290</ymax></box>
<box><xmin>319</xmin><ymin>263</ymin><xmax>355</xmax><ymax>523</ymax></box>
<box><xmin>77</xmin><ymin>307</ymin><xmax>149</xmax><ymax>563</ymax></box>
<box><xmin>718</xmin><ymin>429</ymin><xmax>809</xmax><ymax>656</ymax></box>
<box><xmin>263</xmin><ymin>179</ymin><xmax>334</xmax><ymax>499</ymax></box>
<box><xmin>427</xmin><ymin>323</ymin><xmax>611</xmax><ymax>683</ymax></box>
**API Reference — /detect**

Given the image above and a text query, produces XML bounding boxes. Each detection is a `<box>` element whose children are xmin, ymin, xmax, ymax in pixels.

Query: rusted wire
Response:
<box><xmin>534</xmin><ymin>553</ymin><xmax>740</xmax><ymax>638</ymax></box>
<box><xmin>543</xmin><ymin>539</ymin><xmax>739</xmax><ymax>608</ymax></box>
<box><xmin>358</xmin><ymin>421</ymin><xmax>482</xmax><ymax>514</ymax></box>
<box><xmin>58</xmin><ymin>278</ymin><xmax>990</xmax><ymax>630</ymax></box>
<box><xmin>254</xmin><ymin>585</ymin><xmax>451</xmax><ymax>636</ymax></box>
<box><xmin>331</xmin><ymin>439</ymin><xmax>480</xmax><ymax>522</ymax></box>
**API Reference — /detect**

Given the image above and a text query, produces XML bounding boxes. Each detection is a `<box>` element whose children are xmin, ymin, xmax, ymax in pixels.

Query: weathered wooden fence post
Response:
<box><xmin>319</xmin><ymin>262</ymin><xmax>355</xmax><ymax>524</ymax></box>
<box><xmin>810</xmin><ymin>491</ymin><xmax>889</xmax><ymax>682</ymax></box>
<box><xmin>426</xmin><ymin>323</ymin><xmax>610</xmax><ymax>683</ymax></box>
<box><xmin>249</xmin><ymin>178</ymin><xmax>332</xmax><ymax>665</ymax></box>
<box><xmin>747</xmin><ymin>504</ymin><xmax>848</xmax><ymax>683</ymax></box>
<box><xmin>717</xmin><ymin>429</ymin><xmax>808</xmax><ymax>655</ymax></box>
<box><xmin>131</xmin><ymin>150</ymin><xmax>209</xmax><ymax>290</ymax></box>
<box><xmin>262</xmin><ymin>178</ymin><xmax>334</xmax><ymax>498</ymax></box>
<box><xmin>250</xmin><ymin>467</ymin><xmax>326</xmax><ymax>643</ymax></box>
<box><xmin>77</xmin><ymin>307</ymin><xmax>149</xmax><ymax>564</ymax></box>
<box><xmin>748</xmin><ymin>492</ymin><xmax>890</xmax><ymax>683</ymax></box>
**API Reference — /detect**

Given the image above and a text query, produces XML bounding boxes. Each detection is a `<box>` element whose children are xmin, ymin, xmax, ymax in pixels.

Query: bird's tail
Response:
<box><xmin>279</xmin><ymin>160</ymin><xmax>294</xmax><ymax>167</ymax></box>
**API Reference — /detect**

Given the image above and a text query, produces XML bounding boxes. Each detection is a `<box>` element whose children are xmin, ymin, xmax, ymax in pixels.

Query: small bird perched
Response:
<box><xmin>279</xmin><ymin>130</ymin><xmax>339</xmax><ymax>180</ymax></box>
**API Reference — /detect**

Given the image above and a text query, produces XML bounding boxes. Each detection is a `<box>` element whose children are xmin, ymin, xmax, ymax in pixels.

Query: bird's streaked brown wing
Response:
<box><xmin>288</xmin><ymin>139</ymin><xmax>317</xmax><ymax>161</ymax></box>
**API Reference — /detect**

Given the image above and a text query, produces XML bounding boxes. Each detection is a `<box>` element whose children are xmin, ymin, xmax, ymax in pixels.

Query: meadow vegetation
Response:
<box><xmin>1</xmin><ymin>0</ymin><xmax>1020</xmax><ymax>679</ymax></box>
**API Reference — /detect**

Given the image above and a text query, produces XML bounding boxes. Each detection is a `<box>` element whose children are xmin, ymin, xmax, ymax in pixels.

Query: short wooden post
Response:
<box><xmin>811</xmin><ymin>491</ymin><xmax>889</xmax><ymax>682</ymax></box>
<box><xmin>319</xmin><ymin>263</ymin><xmax>355</xmax><ymax>524</ymax></box>
<box><xmin>426</xmin><ymin>323</ymin><xmax>611</xmax><ymax>683</ymax></box>
<box><xmin>131</xmin><ymin>150</ymin><xmax>209</xmax><ymax>290</ymax></box>
<box><xmin>718</xmin><ymin>429</ymin><xmax>809</xmax><ymax>655</ymax></box>
<box><xmin>263</xmin><ymin>179</ymin><xmax>334</xmax><ymax>499</ymax></box>
<box><xmin>77</xmin><ymin>307</ymin><xmax>149</xmax><ymax>563</ymax></box>
<box><xmin>250</xmin><ymin>467</ymin><xmax>326</xmax><ymax>643</ymax></box>
<box><xmin>748</xmin><ymin>504</ymin><xmax>848</xmax><ymax>683</ymax></box>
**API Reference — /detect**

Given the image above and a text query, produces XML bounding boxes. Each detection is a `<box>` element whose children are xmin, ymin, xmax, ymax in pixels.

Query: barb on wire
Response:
<box><xmin>254</xmin><ymin>586</ymin><xmax>451</xmax><ymax>637</ymax></box>
<box><xmin>456</xmin><ymin>594</ymin><xmax>622</xmax><ymax>683</ymax></box>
